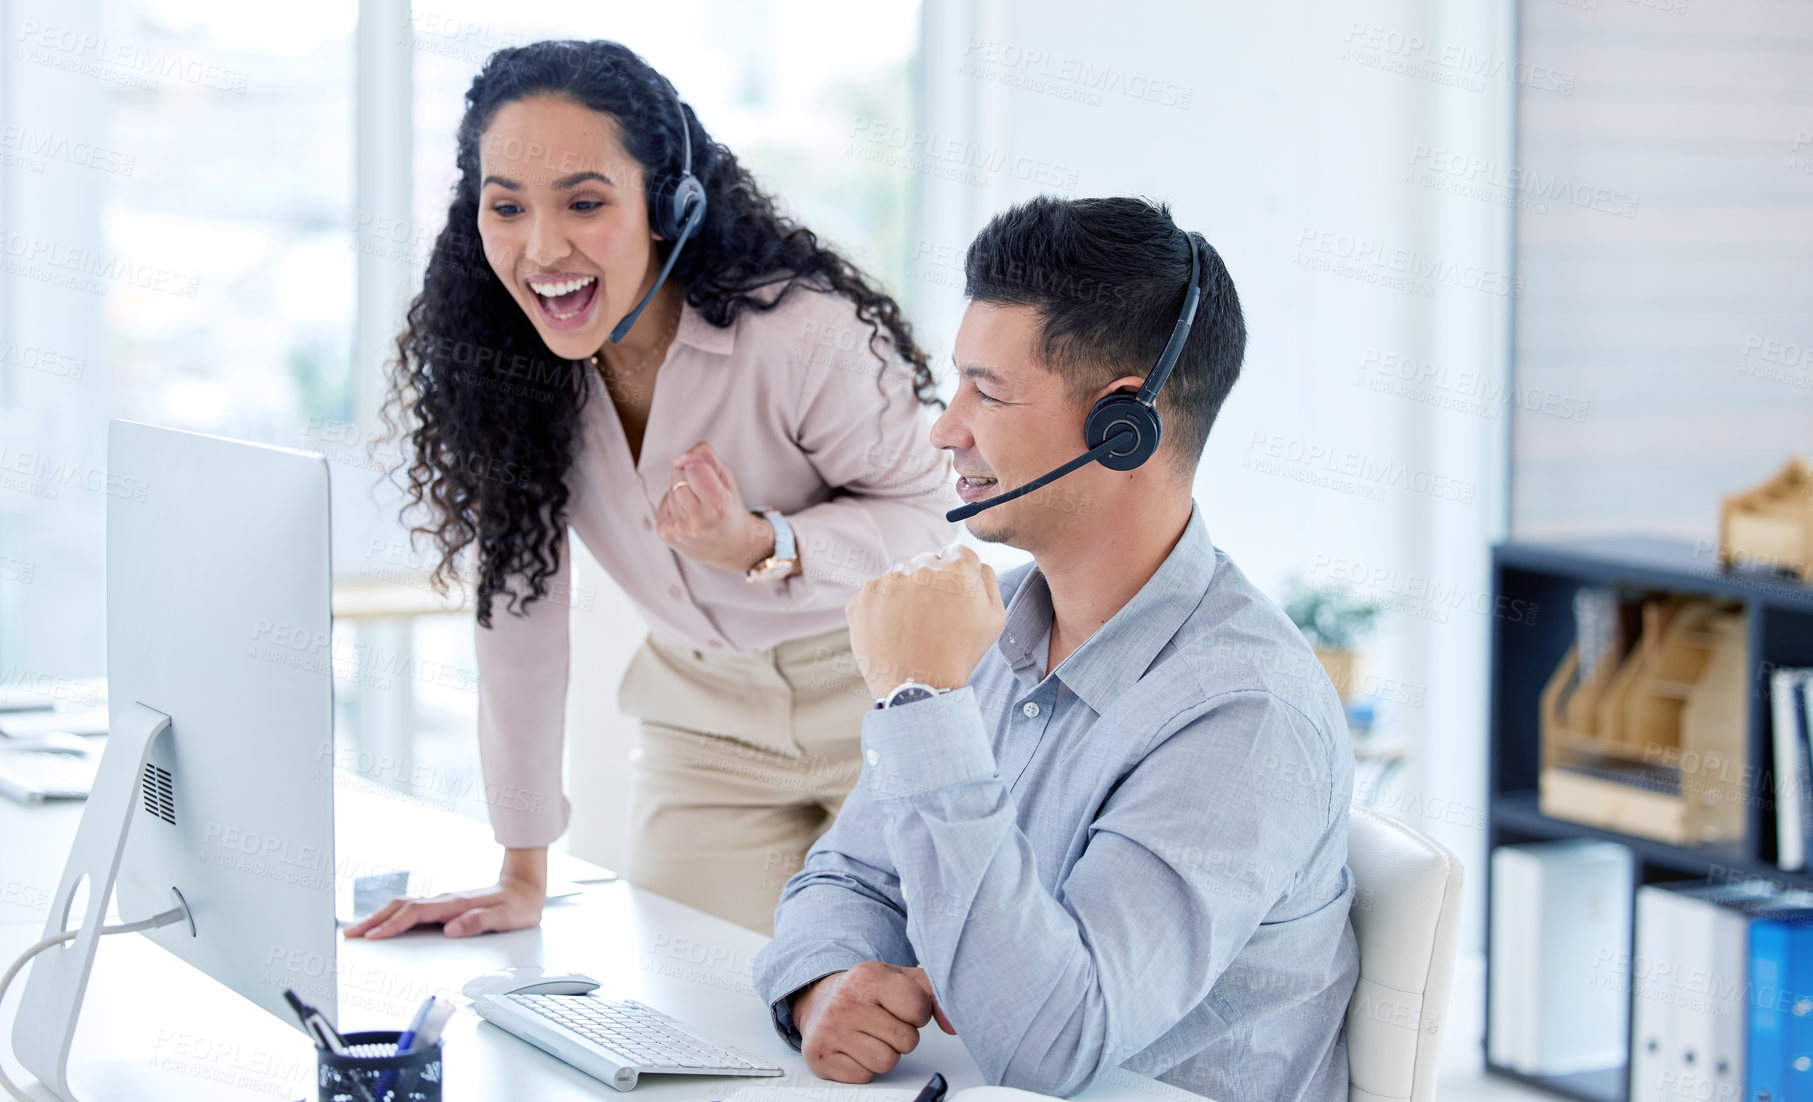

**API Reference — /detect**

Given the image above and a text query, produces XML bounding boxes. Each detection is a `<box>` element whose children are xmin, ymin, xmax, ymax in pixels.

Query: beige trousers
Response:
<box><xmin>617</xmin><ymin>623</ymin><xmax>871</xmax><ymax>935</ymax></box>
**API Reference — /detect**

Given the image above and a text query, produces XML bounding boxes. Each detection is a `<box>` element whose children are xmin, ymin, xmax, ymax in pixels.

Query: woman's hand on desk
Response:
<box><xmin>342</xmin><ymin>847</ymin><xmax>548</xmax><ymax>939</ymax></box>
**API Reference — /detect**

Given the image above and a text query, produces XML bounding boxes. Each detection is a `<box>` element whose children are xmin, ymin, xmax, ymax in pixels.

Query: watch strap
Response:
<box><xmin>745</xmin><ymin>508</ymin><xmax>797</xmax><ymax>582</ymax></box>
<box><xmin>753</xmin><ymin>508</ymin><xmax>795</xmax><ymax>561</ymax></box>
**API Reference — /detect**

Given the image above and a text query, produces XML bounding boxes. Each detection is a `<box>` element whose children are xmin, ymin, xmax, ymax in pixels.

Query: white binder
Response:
<box><xmin>1631</xmin><ymin>885</ymin><xmax>1683</xmax><ymax>1102</ymax></box>
<box><xmin>1491</xmin><ymin>840</ymin><xmax>1634</xmax><ymax>1075</ymax></box>
<box><xmin>1489</xmin><ymin>846</ymin><xmax>1536</xmax><ymax>1069</ymax></box>
<box><xmin>1672</xmin><ymin>884</ymin><xmax>1780</xmax><ymax>1102</ymax></box>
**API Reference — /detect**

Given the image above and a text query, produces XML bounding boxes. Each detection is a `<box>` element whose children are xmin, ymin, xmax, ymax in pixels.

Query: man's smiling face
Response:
<box><xmin>932</xmin><ymin>301</ymin><xmax>1107</xmax><ymax>550</ymax></box>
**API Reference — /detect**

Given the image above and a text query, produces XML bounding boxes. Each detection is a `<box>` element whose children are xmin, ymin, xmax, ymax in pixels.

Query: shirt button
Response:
<box><xmin>865</xmin><ymin>749</ymin><xmax>879</xmax><ymax>766</ymax></box>
<box><xmin>667</xmin><ymin>585</ymin><xmax>682</xmax><ymax>599</ymax></box>
<box><xmin>1022</xmin><ymin>702</ymin><xmax>1040</xmax><ymax>718</ymax></box>
<box><xmin>642</xmin><ymin>518</ymin><xmax>652</xmax><ymax>530</ymax></box>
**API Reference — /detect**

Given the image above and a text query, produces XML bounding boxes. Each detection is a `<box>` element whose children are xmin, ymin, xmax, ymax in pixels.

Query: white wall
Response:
<box><xmin>1512</xmin><ymin>0</ymin><xmax>1813</xmax><ymax>541</ymax></box>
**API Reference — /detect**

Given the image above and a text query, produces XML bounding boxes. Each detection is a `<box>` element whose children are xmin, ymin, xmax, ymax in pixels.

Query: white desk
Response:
<box><xmin>0</xmin><ymin>787</ymin><xmax>1203</xmax><ymax>1102</ymax></box>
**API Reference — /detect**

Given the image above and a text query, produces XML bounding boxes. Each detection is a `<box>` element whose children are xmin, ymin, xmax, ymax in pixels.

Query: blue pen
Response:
<box><xmin>375</xmin><ymin>995</ymin><xmax>437</xmax><ymax>1097</ymax></box>
<box><xmin>394</xmin><ymin>995</ymin><xmax>437</xmax><ymax>1055</ymax></box>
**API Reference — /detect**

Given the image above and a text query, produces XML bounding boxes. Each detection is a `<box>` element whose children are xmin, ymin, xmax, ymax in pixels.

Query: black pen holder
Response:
<box><xmin>317</xmin><ymin>1031</ymin><xmax>443</xmax><ymax>1102</ymax></box>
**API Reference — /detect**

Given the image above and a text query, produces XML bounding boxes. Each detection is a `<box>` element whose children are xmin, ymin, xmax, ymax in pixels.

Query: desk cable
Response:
<box><xmin>0</xmin><ymin>902</ymin><xmax>193</xmax><ymax>1102</ymax></box>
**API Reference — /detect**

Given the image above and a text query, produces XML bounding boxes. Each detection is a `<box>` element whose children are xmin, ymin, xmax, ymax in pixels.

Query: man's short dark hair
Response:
<box><xmin>963</xmin><ymin>196</ymin><xmax>1246</xmax><ymax>472</ymax></box>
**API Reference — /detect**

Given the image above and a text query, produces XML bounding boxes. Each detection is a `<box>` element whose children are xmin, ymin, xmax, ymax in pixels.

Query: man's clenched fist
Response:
<box><xmin>789</xmin><ymin>962</ymin><xmax>956</xmax><ymax>1082</ymax></box>
<box><xmin>845</xmin><ymin>545</ymin><xmax>1004</xmax><ymax>698</ymax></box>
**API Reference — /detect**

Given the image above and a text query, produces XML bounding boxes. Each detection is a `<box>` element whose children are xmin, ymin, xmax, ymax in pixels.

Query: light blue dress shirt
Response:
<box><xmin>752</xmin><ymin>504</ymin><xmax>1359</xmax><ymax>1101</ymax></box>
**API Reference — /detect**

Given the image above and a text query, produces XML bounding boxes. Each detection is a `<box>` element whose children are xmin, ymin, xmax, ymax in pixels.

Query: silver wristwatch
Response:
<box><xmin>875</xmin><ymin>679</ymin><xmax>951</xmax><ymax>710</ymax></box>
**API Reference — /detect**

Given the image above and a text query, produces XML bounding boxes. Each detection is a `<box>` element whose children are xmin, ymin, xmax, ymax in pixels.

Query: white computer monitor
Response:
<box><xmin>13</xmin><ymin>420</ymin><xmax>338</xmax><ymax>1100</ymax></box>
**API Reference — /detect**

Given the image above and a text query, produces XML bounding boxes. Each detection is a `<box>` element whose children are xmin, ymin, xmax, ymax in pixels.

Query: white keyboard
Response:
<box><xmin>473</xmin><ymin>994</ymin><xmax>781</xmax><ymax>1091</ymax></box>
<box><xmin>0</xmin><ymin>748</ymin><xmax>97</xmax><ymax>803</ymax></box>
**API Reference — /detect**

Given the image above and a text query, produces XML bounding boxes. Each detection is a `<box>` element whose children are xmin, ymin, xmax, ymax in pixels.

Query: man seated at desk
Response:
<box><xmin>751</xmin><ymin>196</ymin><xmax>1360</xmax><ymax>1102</ymax></box>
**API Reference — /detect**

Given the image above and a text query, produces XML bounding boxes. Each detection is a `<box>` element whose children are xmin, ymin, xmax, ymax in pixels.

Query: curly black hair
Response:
<box><xmin>384</xmin><ymin>39</ymin><xmax>940</xmax><ymax>627</ymax></box>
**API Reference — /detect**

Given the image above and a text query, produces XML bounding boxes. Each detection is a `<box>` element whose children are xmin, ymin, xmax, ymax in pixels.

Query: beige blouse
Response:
<box><xmin>474</xmin><ymin>286</ymin><xmax>959</xmax><ymax>846</ymax></box>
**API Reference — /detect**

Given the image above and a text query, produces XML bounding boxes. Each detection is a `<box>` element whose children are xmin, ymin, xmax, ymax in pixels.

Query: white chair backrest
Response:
<box><xmin>1344</xmin><ymin>804</ymin><xmax>1465</xmax><ymax>1102</ymax></box>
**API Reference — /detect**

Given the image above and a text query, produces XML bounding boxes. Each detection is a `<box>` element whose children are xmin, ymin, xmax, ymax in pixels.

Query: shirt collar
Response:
<box><xmin>995</xmin><ymin>502</ymin><xmax>1217</xmax><ymax>714</ymax></box>
<box><xmin>671</xmin><ymin>296</ymin><xmax>736</xmax><ymax>357</ymax></box>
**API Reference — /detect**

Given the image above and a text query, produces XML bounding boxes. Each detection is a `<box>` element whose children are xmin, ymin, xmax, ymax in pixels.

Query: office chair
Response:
<box><xmin>1343</xmin><ymin>803</ymin><xmax>1465</xmax><ymax>1102</ymax></box>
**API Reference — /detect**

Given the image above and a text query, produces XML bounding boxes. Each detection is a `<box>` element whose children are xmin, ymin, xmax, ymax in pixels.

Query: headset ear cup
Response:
<box><xmin>1084</xmin><ymin>394</ymin><xmax>1162</xmax><ymax>472</ymax></box>
<box><xmin>676</xmin><ymin>175</ymin><xmax>706</xmax><ymax>236</ymax></box>
<box><xmin>648</xmin><ymin>174</ymin><xmax>675</xmax><ymax>240</ymax></box>
<box><xmin>663</xmin><ymin>174</ymin><xmax>706</xmax><ymax>242</ymax></box>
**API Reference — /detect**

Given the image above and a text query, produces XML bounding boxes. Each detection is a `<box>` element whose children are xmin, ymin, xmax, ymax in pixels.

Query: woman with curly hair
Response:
<box><xmin>347</xmin><ymin>40</ymin><xmax>955</xmax><ymax>938</ymax></box>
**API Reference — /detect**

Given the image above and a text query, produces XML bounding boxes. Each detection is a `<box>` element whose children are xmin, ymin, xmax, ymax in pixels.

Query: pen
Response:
<box><xmin>393</xmin><ymin>995</ymin><xmax>437</xmax><ymax>1056</ymax></box>
<box><xmin>411</xmin><ymin>1000</ymin><xmax>455</xmax><ymax>1050</ymax></box>
<box><xmin>376</xmin><ymin>995</ymin><xmax>438</xmax><ymax>1096</ymax></box>
<box><xmin>282</xmin><ymin>989</ymin><xmax>348</xmax><ymax>1054</ymax></box>
<box><xmin>912</xmin><ymin>1072</ymin><xmax>949</xmax><ymax>1102</ymax></box>
<box><xmin>284</xmin><ymin>990</ymin><xmax>378</xmax><ymax>1102</ymax></box>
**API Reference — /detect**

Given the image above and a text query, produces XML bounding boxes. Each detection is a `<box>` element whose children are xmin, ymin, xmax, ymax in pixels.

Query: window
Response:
<box><xmin>406</xmin><ymin>1</ymin><xmax>922</xmax><ymax>296</ymax></box>
<box><xmin>1</xmin><ymin>0</ymin><xmax>357</xmax><ymax>682</ymax></box>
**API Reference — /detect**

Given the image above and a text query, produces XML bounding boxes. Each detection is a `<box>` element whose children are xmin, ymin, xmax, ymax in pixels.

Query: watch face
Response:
<box><xmin>745</xmin><ymin>558</ymin><xmax>795</xmax><ymax>582</ymax></box>
<box><xmin>888</xmin><ymin>686</ymin><xmax>935</xmax><ymax>707</ymax></box>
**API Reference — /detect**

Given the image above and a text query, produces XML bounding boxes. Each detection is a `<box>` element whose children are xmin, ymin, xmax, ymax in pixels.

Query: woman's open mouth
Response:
<box><xmin>526</xmin><ymin>274</ymin><xmax>600</xmax><ymax>331</ymax></box>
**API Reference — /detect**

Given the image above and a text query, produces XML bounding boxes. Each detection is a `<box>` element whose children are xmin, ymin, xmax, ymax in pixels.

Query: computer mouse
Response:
<box><xmin>461</xmin><ymin>966</ymin><xmax>601</xmax><ymax>1000</ymax></box>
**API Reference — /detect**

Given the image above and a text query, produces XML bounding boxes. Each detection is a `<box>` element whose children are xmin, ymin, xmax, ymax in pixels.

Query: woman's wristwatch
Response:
<box><xmin>745</xmin><ymin>507</ymin><xmax>799</xmax><ymax>582</ymax></box>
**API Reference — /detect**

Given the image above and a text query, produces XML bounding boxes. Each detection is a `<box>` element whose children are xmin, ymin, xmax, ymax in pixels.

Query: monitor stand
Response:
<box><xmin>12</xmin><ymin>703</ymin><xmax>177</xmax><ymax>1101</ymax></box>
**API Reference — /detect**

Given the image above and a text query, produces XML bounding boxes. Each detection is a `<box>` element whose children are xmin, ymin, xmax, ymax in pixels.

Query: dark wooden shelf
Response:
<box><xmin>1492</xmin><ymin>792</ymin><xmax>1784</xmax><ymax>886</ymax></box>
<box><xmin>1495</xmin><ymin>536</ymin><xmax>1813</xmax><ymax>611</ymax></box>
<box><xmin>1485</xmin><ymin>537</ymin><xmax>1813</xmax><ymax>1100</ymax></box>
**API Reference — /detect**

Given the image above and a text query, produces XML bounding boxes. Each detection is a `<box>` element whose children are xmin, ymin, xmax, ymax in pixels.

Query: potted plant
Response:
<box><xmin>1282</xmin><ymin>578</ymin><xmax>1381</xmax><ymax>702</ymax></box>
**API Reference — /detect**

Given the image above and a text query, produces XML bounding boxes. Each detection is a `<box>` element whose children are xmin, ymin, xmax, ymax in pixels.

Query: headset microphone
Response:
<box><xmin>608</xmin><ymin>87</ymin><xmax>707</xmax><ymax>344</ymax></box>
<box><xmin>946</xmin><ymin>230</ymin><xmax>1205</xmax><ymax>523</ymax></box>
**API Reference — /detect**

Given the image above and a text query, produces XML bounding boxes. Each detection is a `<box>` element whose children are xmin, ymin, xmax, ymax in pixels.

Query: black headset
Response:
<box><xmin>946</xmin><ymin>229</ymin><xmax>1205</xmax><ymax>522</ymax></box>
<box><xmin>607</xmin><ymin>86</ymin><xmax>708</xmax><ymax>344</ymax></box>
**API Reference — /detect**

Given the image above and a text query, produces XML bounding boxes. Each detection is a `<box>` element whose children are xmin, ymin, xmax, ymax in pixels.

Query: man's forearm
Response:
<box><xmin>750</xmin><ymin>787</ymin><xmax>918</xmax><ymax>1043</ymax></box>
